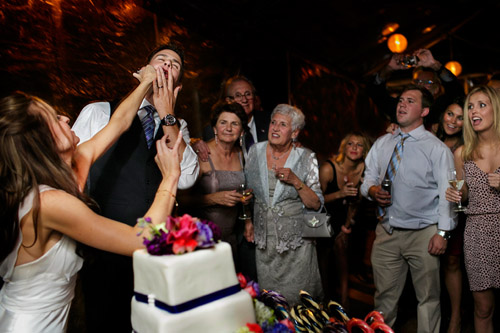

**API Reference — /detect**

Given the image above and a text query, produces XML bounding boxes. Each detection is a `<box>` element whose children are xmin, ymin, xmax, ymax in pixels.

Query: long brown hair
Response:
<box><xmin>0</xmin><ymin>92</ymin><xmax>93</xmax><ymax>261</ymax></box>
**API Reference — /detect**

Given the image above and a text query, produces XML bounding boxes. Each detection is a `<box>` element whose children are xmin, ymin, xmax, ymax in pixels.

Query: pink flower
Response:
<box><xmin>279</xmin><ymin>319</ymin><xmax>295</xmax><ymax>332</ymax></box>
<box><xmin>172</xmin><ymin>237</ymin><xmax>199</xmax><ymax>254</ymax></box>
<box><xmin>244</xmin><ymin>285</ymin><xmax>258</xmax><ymax>298</ymax></box>
<box><xmin>166</xmin><ymin>214</ymin><xmax>199</xmax><ymax>254</ymax></box>
<box><xmin>237</xmin><ymin>273</ymin><xmax>247</xmax><ymax>288</ymax></box>
<box><xmin>246</xmin><ymin>323</ymin><xmax>263</xmax><ymax>333</ymax></box>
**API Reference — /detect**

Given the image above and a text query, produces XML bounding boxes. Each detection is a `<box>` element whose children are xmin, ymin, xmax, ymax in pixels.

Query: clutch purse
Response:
<box><xmin>302</xmin><ymin>207</ymin><xmax>333</xmax><ymax>238</ymax></box>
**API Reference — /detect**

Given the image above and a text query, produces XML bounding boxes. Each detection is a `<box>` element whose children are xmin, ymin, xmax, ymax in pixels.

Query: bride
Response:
<box><xmin>0</xmin><ymin>65</ymin><xmax>181</xmax><ymax>332</ymax></box>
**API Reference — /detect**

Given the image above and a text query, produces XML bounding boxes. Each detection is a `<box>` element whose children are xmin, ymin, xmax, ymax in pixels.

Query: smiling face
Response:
<box><xmin>468</xmin><ymin>92</ymin><xmax>494</xmax><ymax>133</ymax></box>
<box><xmin>396</xmin><ymin>89</ymin><xmax>428</xmax><ymax>132</ymax></box>
<box><xmin>344</xmin><ymin>135</ymin><xmax>365</xmax><ymax>162</ymax></box>
<box><xmin>148</xmin><ymin>49</ymin><xmax>182</xmax><ymax>86</ymax></box>
<box><xmin>226</xmin><ymin>80</ymin><xmax>255</xmax><ymax>117</ymax></box>
<box><xmin>213</xmin><ymin>111</ymin><xmax>244</xmax><ymax>145</ymax></box>
<box><xmin>268</xmin><ymin>113</ymin><xmax>298</xmax><ymax>147</ymax></box>
<box><xmin>442</xmin><ymin>103</ymin><xmax>464</xmax><ymax>136</ymax></box>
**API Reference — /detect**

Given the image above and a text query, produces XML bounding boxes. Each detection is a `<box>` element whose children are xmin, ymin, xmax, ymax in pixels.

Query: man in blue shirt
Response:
<box><xmin>361</xmin><ymin>85</ymin><xmax>456</xmax><ymax>332</ymax></box>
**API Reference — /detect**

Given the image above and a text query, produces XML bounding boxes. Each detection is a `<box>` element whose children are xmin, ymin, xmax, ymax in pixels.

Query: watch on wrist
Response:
<box><xmin>160</xmin><ymin>114</ymin><xmax>177</xmax><ymax>126</ymax></box>
<box><xmin>437</xmin><ymin>229</ymin><xmax>451</xmax><ymax>241</ymax></box>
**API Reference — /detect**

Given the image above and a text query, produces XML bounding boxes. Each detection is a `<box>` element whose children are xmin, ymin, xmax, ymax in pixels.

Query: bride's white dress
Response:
<box><xmin>0</xmin><ymin>186</ymin><xmax>83</xmax><ymax>333</ymax></box>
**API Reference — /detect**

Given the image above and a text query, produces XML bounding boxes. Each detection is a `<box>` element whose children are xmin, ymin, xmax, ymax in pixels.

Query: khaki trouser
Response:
<box><xmin>371</xmin><ymin>223</ymin><xmax>441</xmax><ymax>333</ymax></box>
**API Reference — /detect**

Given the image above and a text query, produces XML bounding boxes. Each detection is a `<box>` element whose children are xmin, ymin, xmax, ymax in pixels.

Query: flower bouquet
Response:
<box><xmin>237</xmin><ymin>274</ymin><xmax>296</xmax><ymax>333</ymax></box>
<box><xmin>137</xmin><ymin>214</ymin><xmax>221</xmax><ymax>255</ymax></box>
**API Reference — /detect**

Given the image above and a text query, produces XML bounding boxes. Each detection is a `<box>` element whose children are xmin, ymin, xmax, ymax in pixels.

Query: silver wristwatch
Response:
<box><xmin>437</xmin><ymin>229</ymin><xmax>451</xmax><ymax>241</ymax></box>
<box><xmin>160</xmin><ymin>114</ymin><xmax>177</xmax><ymax>126</ymax></box>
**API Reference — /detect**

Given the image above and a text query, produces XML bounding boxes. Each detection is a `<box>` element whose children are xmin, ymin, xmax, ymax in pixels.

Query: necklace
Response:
<box><xmin>271</xmin><ymin>145</ymin><xmax>291</xmax><ymax>160</ymax></box>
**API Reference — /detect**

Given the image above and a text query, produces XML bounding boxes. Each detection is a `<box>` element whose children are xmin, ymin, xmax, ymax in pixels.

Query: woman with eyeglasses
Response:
<box><xmin>446</xmin><ymin>86</ymin><xmax>500</xmax><ymax>333</ymax></box>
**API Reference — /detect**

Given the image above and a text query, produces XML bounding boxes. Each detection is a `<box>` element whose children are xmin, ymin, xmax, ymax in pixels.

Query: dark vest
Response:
<box><xmin>88</xmin><ymin>106</ymin><xmax>164</xmax><ymax>226</ymax></box>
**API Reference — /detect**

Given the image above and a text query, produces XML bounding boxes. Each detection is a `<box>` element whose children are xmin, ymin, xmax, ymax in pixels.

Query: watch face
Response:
<box><xmin>162</xmin><ymin>114</ymin><xmax>177</xmax><ymax>126</ymax></box>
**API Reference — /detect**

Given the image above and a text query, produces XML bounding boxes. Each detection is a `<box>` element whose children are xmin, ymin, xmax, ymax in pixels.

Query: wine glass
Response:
<box><xmin>238</xmin><ymin>183</ymin><xmax>252</xmax><ymax>220</ymax></box>
<box><xmin>448</xmin><ymin>169</ymin><xmax>466</xmax><ymax>212</ymax></box>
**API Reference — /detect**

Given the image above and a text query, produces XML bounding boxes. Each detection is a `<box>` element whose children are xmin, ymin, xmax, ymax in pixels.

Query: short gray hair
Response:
<box><xmin>271</xmin><ymin>104</ymin><xmax>306</xmax><ymax>131</ymax></box>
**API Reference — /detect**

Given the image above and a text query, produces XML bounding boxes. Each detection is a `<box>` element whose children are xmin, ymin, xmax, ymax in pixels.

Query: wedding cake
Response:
<box><xmin>131</xmin><ymin>242</ymin><xmax>256</xmax><ymax>333</ymax></box>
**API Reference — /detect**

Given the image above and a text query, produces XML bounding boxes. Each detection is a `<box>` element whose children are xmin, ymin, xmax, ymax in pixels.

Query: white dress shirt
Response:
<box><xmin>361</xmin><ymin>125</ymin><xmax>456</xmax><ymax>232</ymax></box>
<box><xmin>72</xmin><ymin>99</ymin><xmax>199</xmax><ymax>189</ymax></box>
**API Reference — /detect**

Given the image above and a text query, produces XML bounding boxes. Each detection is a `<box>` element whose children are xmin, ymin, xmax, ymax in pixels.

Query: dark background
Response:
<box><xmin>1</xmin><ymin>0</ymin><xmax>499</xmax><ymax>160</ymax></box>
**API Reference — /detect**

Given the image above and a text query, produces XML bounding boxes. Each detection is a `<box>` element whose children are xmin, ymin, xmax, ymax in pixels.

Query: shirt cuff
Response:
<box><xmin>178</xmin><ymin>144</ymin><xmax>199</xmax><ymax>190</ymax></box>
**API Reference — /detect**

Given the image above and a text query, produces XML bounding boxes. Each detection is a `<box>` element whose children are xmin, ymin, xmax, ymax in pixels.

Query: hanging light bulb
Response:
<box><xmin>381</xmin><ymin>23</ymin><xmax>400</xmax><ymax>36</ymax></box>
<box><xmin>445</xmin><ymin>61</ymin><xmax>462</xmax><ymax>76</ymax></box>
<box><xmin>387</xmin><ymin>33</ymin><xmax>407</xmax><ymax>53</ymax></box>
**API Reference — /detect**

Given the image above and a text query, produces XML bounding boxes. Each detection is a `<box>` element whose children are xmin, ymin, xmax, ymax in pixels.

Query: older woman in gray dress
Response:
<box><xmin>244</xmin><ymin>104</ymin><xmax>324</xmax><ymax>306</ymax></box>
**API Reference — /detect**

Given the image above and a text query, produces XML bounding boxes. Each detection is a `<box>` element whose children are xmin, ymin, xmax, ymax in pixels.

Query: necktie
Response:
<box><xmin>377</xmin><ymin>133</ymin><xmax>410</xmax><ymax>219</ymax></box>
<box><xmin>141</xmin><ymin>105</ymin><xmax>155</xmax><ymax>149</ymax></box>
<box><xmin>245</xmin><ymin>131</ymin><xmax>255</xmax><ymax>152</ymax></box>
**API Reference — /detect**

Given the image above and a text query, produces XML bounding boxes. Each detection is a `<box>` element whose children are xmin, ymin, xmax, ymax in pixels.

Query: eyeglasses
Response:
<box><xmin>227</xmin><ymin>91</ymin><xmax>254</xmax><ymax>101</ymax></box>
<box><xmin>414</xmin><ymin>79</ymin><xmax>434</xmax><ymax>86</ymax></box>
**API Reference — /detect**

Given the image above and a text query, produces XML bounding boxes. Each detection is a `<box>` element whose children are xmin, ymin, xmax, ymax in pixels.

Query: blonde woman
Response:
<box><xmin>446</xmin><ymin>85</ymin><xmax>500</xmax><ymax>333</ymax></box>
<box><xmin>317</xmin><ymin>132</ymin><xmax>370</xmax><ymax>306</ymax></box>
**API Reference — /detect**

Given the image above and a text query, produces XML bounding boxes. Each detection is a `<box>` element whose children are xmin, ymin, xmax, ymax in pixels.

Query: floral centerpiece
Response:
<box><xmin>237</xmin><ymin>274</ymin><xmax>295</xmax><ymax>333</ymax></box>
<box><xmin>137</xmin><ymin>214</ymin><xmax>221</xmax><ymax>255</ymax></box>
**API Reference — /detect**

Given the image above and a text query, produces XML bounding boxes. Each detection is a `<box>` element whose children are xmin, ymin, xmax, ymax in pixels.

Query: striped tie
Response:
<box><xmin>141</xmin><ymin>105</ymin><xmax>155</xmax><ymax>149</ymax></box>
<box><xmin>386</xmin><ymin>133</ymin><xmax>410</xmax><ymax>181</ymax></box>
<box><xmin>377</xmin><ymin>133</ymin><xmax>410</xmax><ymax>219</ymax></box>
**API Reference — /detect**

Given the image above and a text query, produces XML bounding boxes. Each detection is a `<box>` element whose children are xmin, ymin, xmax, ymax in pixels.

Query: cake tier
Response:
<box><xmin>133</xmin><ymin>242</ymin><xmax>238</xmax><ymax>306</ymax></box>
<box><xmin>131</xmin><ymin>289</ymin><xmax>256</xmax><ymax>333</ymax></box>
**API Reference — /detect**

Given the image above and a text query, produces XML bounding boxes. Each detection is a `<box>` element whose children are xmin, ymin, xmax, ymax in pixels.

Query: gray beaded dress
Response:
<box><xmin>245</xmin><ymin>142</ymin><xmax>324</xmax><ymax>306</ymax></box>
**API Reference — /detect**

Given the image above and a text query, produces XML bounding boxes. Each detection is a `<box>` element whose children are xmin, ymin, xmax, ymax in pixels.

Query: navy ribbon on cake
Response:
<box><xmin>134</xmin><ymin>284</ymin><xmax>241</xmax><ymax>313</ymax></box>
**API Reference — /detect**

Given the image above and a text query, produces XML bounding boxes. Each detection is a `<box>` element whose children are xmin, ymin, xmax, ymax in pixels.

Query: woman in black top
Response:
<box><xmin>317</xmin><ymin>132</ymin><xmax>370</xmax><ymax>307</ymax></box>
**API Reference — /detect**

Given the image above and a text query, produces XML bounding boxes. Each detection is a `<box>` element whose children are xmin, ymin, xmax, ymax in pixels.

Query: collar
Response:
<box><xmin>394</xmin><ymin>124</ymin><xmax>426</xmax><ymax>141</ymax></box>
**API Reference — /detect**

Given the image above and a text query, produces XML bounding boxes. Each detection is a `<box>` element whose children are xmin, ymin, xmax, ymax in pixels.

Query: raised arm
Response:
<box><xmin>73</xmin><ymin>65</ymin><xmax>157</xmax><ymax>188</ymax></box>
<box><xmin>153</xmin><ymin>62</ymin><xmax>184</xmax><ymax>156</ymax></box>
<box><xmin>42</xmin><ymin>131</ymin><xmax>183</xmax><ymax>257</ymax></box>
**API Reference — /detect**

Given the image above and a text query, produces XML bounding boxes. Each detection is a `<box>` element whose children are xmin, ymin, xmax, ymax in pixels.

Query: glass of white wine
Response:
<box><xmin>238</xmin><ymin>183</ymin><xmax>252</xmax><ymax>220</ymax></box>
<box><xmin>448</xmin><ymin>169</ymin><xmax>466</xmax><ymax>212</ymax></box>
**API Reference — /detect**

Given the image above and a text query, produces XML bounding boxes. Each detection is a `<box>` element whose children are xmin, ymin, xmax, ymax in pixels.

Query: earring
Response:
<box><xmin>215</xmin><ymin>132</ymin><xmax>219</xmax><ymax>144</ymax></box>
<box><xmin>292</xmin><ymin>137</ymin><xmax>297</xmax><ymax>149</ymax></box>
<box><xmin>240</xmin><ymin>135</ymin><xmax>243</xmax><ymax>147</ymax></box>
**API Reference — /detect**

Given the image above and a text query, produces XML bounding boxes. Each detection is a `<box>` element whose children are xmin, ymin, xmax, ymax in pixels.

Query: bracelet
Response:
<box><xmin>190</xmin><ymin>137</ymin><xmax>201</xmax><ymax>146</ymax></box>
<box><xmin>157</xmin><ymin>189</ymin><xmax>179</xmax><ymax>208</ymax></box>
<box><xmin>341</xmin><ymin>225</ymin><xmax>352</xmax><ymax>234</ymax></box>
<box><xmin>296</xmin><ymin>182</ymin><xmax>304</xmax><ymax>191</ymax></box>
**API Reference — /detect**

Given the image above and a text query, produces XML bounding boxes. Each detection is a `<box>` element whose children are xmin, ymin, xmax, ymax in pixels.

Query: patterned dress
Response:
<box><xmin>245</xmin><ymin>142</ymin><xmax>324</xmax><ymax>306</ymax></box>
<box><xmin>463</xmin><ymin>161</ymin><xmax>500</xmax><ymax>291</ymax></box>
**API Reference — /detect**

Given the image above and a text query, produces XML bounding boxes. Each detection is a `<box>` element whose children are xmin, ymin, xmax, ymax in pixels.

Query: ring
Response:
<box><xmin>280</xmin><ymin>174</ymin><xmax>284</xmax><ymax>179</ymax></box>
<box><xmin>158</xmin><ymin>85</ymin><xmax>164</xmax><ymax>88</ymax></box>
<box><xmin>195</xmin><ymin>149</ymin><xmax>200</xmax><ymax>153</ymax></box>
<box><xmin>136</xmin><ymin>69</ymin><xmax>141</xmax><ymax>73</ymax></box>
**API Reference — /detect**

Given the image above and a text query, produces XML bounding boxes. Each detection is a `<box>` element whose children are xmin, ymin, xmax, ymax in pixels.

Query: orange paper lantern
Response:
<box><xmin>445</xmin><ymin>61</ymin><xmax>462</xmax><ymax>76</ymax></box>
<box><xmin>387</xmin><ymin>34</ymin><xmax>408</xmax><ymax>53</ymax></box>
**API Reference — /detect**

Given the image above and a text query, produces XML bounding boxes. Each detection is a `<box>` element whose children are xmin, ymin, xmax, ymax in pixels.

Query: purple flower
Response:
<box><xmin>196</xmin><ymin>221</ymin><xmax>215</xmax><ymax>248</ymax></box>
<box><xmin>199</xmin><ymin>219</ymin><xmax>222</xmax><ymax>242</ymax></box>
<box><xmin>143</xmin><ymin>229</ymin><xmax>173</xmax><ymax>255</ymax></box>
<box><xmin>261</xmin><ymin>322</ymin><xmax>292</xmax><ymax>333</ymax></box>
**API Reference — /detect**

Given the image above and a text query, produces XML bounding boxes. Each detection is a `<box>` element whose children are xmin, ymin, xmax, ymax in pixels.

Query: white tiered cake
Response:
<box><xmin>131</xmin><ymin>242</ymin><xmax>255</xmax><ymax>332</ymax></box>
